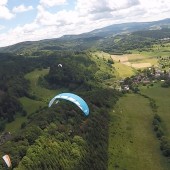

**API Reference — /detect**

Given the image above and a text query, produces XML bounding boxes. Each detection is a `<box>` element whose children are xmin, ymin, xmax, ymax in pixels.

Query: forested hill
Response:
<box><xmin>97</xmin><ymin>28</ymin><xmax>170</xmax><ymax>54</ymax></box>
<box><xmin>0</xmin><ymin>52</ymin><xmax>58</xmax><ymax>130</ymax></box>
<box><xmin>0</xmin><ymin>51</ymin><xmax>121</xmax><ymax>169</ymax></box>
<box><xmin>0</xmin><ymin>18</ymin><xmax>169</xmax><ymax>54</ymax></box>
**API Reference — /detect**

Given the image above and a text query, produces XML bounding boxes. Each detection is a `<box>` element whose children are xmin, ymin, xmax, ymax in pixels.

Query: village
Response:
<box><xmin>118</xmin><ymin>66</ymin><xmax>170</xmax><ymax>92</ymax></box>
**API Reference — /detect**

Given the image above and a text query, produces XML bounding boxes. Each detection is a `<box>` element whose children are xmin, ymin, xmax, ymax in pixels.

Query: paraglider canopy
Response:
<box><xmin>49</xmin><ymin>93</ymin><xmax>89</xmax><ymax>116</ymax></box>
<box><xmin>2</xmin><ymin>155</ymin><xmax>11</xmax><ymax>168</ymax></box>
<box><xmin>58</xmin><ymin>64</ymin><xmax>62</xmax><ymax>67</ymax></box>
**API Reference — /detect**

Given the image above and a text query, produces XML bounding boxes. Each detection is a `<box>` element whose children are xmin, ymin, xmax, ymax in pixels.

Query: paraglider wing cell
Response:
<box><xmin>49</xmin><ymin>93</ymin><xmax>89</xmax><ymax>116</ymax></box>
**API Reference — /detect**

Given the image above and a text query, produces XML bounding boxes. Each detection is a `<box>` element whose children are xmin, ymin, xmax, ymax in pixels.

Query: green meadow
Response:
<box><xmin>127</xmin><ymin>54</ymin><xmax>158</xmax><ymax>65</ymax></box>
<box><xmin>5</xmin><ymin>114</ymin><xmax>27</xmax><ymax>133</ymax></box>
<box><xmin>90</xmin><ymin>50</ymin><xmax>170</xmax><ymax>170</ymax></box>
<box><xmin>5</xmin><ymin>68</ymin><xmax>61</xmax><ymax>133</ymax></box>
<box><xmin>24</xmin><ymin>68</ymin><xmax>60</xmax><ymax>102</ymax></box>
<box><xmin>141</xmin><ymin>85</ymin><xmax>170</xmax><ymax>138</ymax></box>
<box><xmin>91</xmin><ymin>51</ymin><xmax>136</xmax><ymax>80</ymax></box>
<box><xmin>91</xmin><ymin>51</ymin><xmax>117</xmax><ymax>86</ymax></box>
<box><xmin>131</xmin><ymin>42</ymin><xmax>170</xmax><ymax>58</ymax></box>
<box><xmin>20</xmin><ymin>68</ymin><xmax>60</xmax><ymax>114</ymax></box>
<box><xmin>113</xmin><ymin>62</ymin><xmax>136</xmax><ymax>78</ymax></box>
<box><xmin>108</xmin><ymin>94</ymin><xmax>170</xmax><ymax>170</ymax></box>
<box><xmin>5</xmin><ymin>97</ymin><xmax>45</xmax><ymax>133</ymax></box>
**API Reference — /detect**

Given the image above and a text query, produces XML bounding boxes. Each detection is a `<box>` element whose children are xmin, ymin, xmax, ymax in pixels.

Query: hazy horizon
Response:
<box><xmin>0</xmin><ymin>0</ymin><xmax>170</xmax><ymax>47</ymax></box>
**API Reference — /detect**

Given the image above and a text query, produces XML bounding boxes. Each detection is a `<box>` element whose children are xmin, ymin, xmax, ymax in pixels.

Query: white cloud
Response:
<box><xmin>12</xmin><ymin>4</ymin><xmax>33</xmax><ymax>13</ymax></box>
<box><xmin>35</xmin><ymin>0</ymin><xmax>141</xmax><ymax>31</ymax></box>
<box><xmin>0</xmin><ymin>23</ymin><xmax>41</xmax><ymax>47</ymax></box>
<box><xmin>0</xmin><ymin>25</ymin><xmax>5</xmax><ymax>31</ymax></box>
<box><xmin>75</xmin><ymin>0</ymin><xmax>139</xmax><ymax>16</ymax></box>
<box><xmin>36</xmin><ymin>5</ymin><xmax>80</xmax><ymax>26</ymax></box>
<box><xmin>0</xmin><ymin>0</ymin><xmax>8</xmax><ymax>6</ymax></box>
<box><xmin>0</xmin><ymin>0</ymin><xmax>170</xmax><ymax>47</ymax></box>
<box><xmin>108</xmin><ymin>0</ymin><xmax>140</xmax><ymax>11</ymax></box>
<box><xmin>0</xmin><ymin>0</ymin><xmax>14</xmax><ymax>19</ymax></box>
<box><xmin>136</xmin><ymin>0</ymin><xmax>170</xmax><ymax>21</ymax></box>
<box><xmin>40</xmin><ymin>0</ymin><xmax>67</xmax><ymax>7</ymax></box>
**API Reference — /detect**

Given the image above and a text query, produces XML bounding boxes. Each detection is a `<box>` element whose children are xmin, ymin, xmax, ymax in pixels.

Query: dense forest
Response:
<box><xmin>97</xmin><ymin>28</ymin><xmax>170</xmax><ymax>54</ymax></box>
<box><xmin>0</xmin><ymin>52</ymin><xmax>59</xmax><ymax>131</ymax></box>
<box><xmin>0</xmin><ymin>51</ymin><xmax>121</xmax><ymax>169</ymax></box>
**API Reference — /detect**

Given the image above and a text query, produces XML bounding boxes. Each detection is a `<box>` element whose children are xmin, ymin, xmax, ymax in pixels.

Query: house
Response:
<box><xmin>123</xmin><ymin>85</ymin><xmax>129</xmax><ymax>91</ymax></box>
<box><xmin>116</xmin><ymin>86</ymin><xmax>122</xmax><ymax>91</ymax></box>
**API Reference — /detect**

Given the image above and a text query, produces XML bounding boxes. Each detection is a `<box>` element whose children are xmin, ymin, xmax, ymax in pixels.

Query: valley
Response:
<box><xmin>108</xmin><ymin>94</ymin><xmax>169</xmax><ymax>170</ymax></box>
<box><xmin>0</xmin><ymin>18</ymin><xmax>170</xmax><ymax>169</ymax></box>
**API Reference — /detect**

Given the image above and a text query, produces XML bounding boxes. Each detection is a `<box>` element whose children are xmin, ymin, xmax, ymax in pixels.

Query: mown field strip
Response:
<box><xmin>108</xmin><ymin>94</ymin><xmax>169</xmax><ymax>170</ymax></box>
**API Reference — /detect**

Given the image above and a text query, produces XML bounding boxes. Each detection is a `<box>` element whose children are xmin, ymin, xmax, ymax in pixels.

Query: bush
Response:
<box><xmin>154</xmin><ymin>114</ymin><xmax>161</xmax><ymax>122</ymax></box>
<box><xmin>21</xmin><ymin>122</ymin><xmax>26</xmax><ymax>129</ymax></box>
<box><xmin>160</xmin><ymin>136</ymin><xmax>170</xmax><ymax>157</ymax></box>
<box><xmin>153</xmin><ymin>125</ymin><xmax>159</xmax><ymax>131</ymax></box>
<box><xmin>156</xmin><ymin>128</ymin><xmax>164</xmax><ymax>138</ymax></box>
<box><xmin>107</xmin><ymin>59</ymin><xmax>114</xmax><ymax>64</ymax></box>
<box><xmin>0</xmin><ymin>121</ymin><xmax>5</xmax><ymax>131</ymax></box>
<box><xmin>153</xmin><ymin>119</ymin><xmax>160</xmax><ymax>126</ymax></box>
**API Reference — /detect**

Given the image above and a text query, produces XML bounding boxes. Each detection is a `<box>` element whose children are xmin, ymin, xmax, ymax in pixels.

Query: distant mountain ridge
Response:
<box><xmin>61</xmin><ymin>18</ymin><xmax>170</xmax><ymax>39</ymax></box>
<box><xmin>0</xmin><ymin>18</ymin><xmax>170</xmax><ymax>53</ymax></box>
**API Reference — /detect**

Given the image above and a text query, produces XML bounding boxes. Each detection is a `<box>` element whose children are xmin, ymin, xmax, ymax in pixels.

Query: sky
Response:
<box><xmin>0</xmin><ymin>0</ymin><xmax>169</xmax><ymax>47</ymax></box>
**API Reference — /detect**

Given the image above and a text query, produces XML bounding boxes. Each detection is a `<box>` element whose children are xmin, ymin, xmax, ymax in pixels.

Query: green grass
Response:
<box><xmin>91</xmin><ymin>51</ymin><xmax>117</xmax><ymax>85</ymax></box>
<box><xmin>140</xmin><ymin>51</ymin><xmax>170</xmax><ymax>58</ymax></box>
<box><xmin>5</xmin><ymin>68</ymin><xmax>63</xmax><ymax>133</ymax></box>
<box><xmin>21</xmin><ymin>68</ymin><xmax>61</xmax><ymax>115</ymax></box>
<box><xmin>25</xmin><ymin>68</ymin><xmax>60</xmax><ymax>102</ymax></box>
<box><xmin>130</xmin><ymin>42</ymin><xmax>170</xmax><ymax>58</ymax></box>
<box><xmin>19</xmin><ymin>97</ymin><xmax>46</xmax><ymax>114</ymax></box>
<box><xmin>91</xmin><ymin>51</ymin><xmax>136</xmax><ymax>79</ymax></box>
<box><xmin>113</xmin><ymin>62</ymin><xmax>135</xmax><ymax>78</ymax></box>
<box><xmin>5</xmin><ymin>114</ymin><xmax>27</xmax><ymax>133</ymax></box>
<box><xmin>140</xmin><ymin>85</ymin><xmax>170</xmax><ymax>138</ymax></box>
<box><xmin>128</xmin><ymin>54</ymin><xmax>158</xmax><ymax>65</ymax></box>
<box><xmin>108</xmin><ymin>94</ymin><xmax>169</xmax><ymax>170</ymax></box>
<box><xmin>5</xmin><ymin>98</ymin><xmax>45</xmax><ymax>133</ymax></box>
<box><xmin>92</xmin><ymin>51</ymin><xmax>112</xmax><ymax>60</ymax></box>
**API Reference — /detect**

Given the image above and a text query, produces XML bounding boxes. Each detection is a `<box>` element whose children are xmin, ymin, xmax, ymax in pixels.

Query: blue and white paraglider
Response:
<box><xmin>49</xmin><ymin>93</ymin><xmax>89</xmax><ymax>116</ymax></box>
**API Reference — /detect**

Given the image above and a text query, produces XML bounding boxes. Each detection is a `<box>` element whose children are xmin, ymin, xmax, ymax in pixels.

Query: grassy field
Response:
<box><xmin>112</xmin><ymin>54</ymin><xmax>158</xmax><ymax>65</ymax></box>
<box><xmin>128</xmin><ymin>54</ymin><xmax>157</xmax><ymax>65</ymax></box>
<box><xmin>134</xmin><ymin>51</ymin><xmax>170</xmax><ymax>58</ymax></box>
<box><xmin>113</xmin><ymin>62</ymin><xmax>135</xmax><ymax>78</ymax></box>
<box><xmin>91</xmin><ymin>51</ymin><xmax>118</xmax><ymax>87</ymax></box>
<box><xmin>111</xmin><ymin>53</ymin><xmax>158</xmax><ymax>69</ymax></box>
<box><xmin>92</xmin><ymin>51</ymin><xmax>136</xmax><ymax>80</ymax></box>
<box><xmin>140</xmin><ymin>85</ymin><xmax>170</xmax><ymax>138</ymax></box>
<box><xmin>5</xmin><ymin>97</ymin><xmax>45</xmax><ymax>133</ymax></box>
<box><xmin>25</xmin><ymin>68</ymin><xmax>60</xmax><ymax>102</ymax></box>
<box><xmin>108</xmin><ymin>94</ymin><xmax>169</xmax><ymax>170</ymax></box>
<box><xmin>131</xmin><ymin>42</ymin><xmax>170</xmax><ymax>58</ymax></box>
<box><xmin>5</xmin><ymin>68</ymin><xmax>62</xmax><ymax>133</ymax></box>
<box><xmin>92</xmin><ymin>51</ymin><xmax>112</xmax><ymax>60</ymax></box>
<box><xmin>21</xmin><ymin>68</ymin><xmax>61</xmax><ymax>114</ymax></box>
<box><xmin>5</xmin><ymin>114</ymin><xmax>27</xmax><ymax>133</ymax></box>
